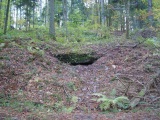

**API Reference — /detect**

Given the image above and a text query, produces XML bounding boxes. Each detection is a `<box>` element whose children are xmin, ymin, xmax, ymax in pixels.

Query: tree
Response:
<box><xmin>0</xmin><ymin>0</ymin><xmax>7</xmax><ymax>29</ymax></box>
<box><xmin>12</xmin><ymin>0</ymin><xmax>22</xmax><ymax>29</ymax></box>
<box><xmin>41</xmin><ymin>0</ymin><xmax>48</xmax><ymax>26</ymax></box>
<box><xmin>49</xmin><ymin>0</ymin><xmax>56</xmax><ymax>38</ymax></box>
<box><xmin>148</xmin><ymin>0</ymin><xmax>153</xmax><ymax>26</ymax></box>
<box><xmin>20</xmin><ymin>0</ymin><xmax>38</xmax><ymax>30</ymax></box>
<box><xmin>100</xmin><ymin>0</ymin><xmax>105</xmax><ymax>25</ymax></box>
<box><xmin>4</xmin><ymin>0</ymin><xmax>10</xmax><ymax>34</ymax></box>
<box><xmin>126</xmin><ymin>0</ymin><xmax>130</xmax><ymax>39</ymax></box>
<box><xmin>63</xmin><ymin>0</ymin><xmax>68</xmax><ymax>39</ymax></box>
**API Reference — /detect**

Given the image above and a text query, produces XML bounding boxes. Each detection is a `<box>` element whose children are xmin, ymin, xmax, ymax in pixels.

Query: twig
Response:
<box><xmin>130</xmin><ymin>70</ymin><xmax>159</xmax><ymax>108</ymax></box>
<box><xmin>150</xmin><ymin>97</ymin><xmax>160</xmax><ymax>103</ymax></box>
<box><xmin>124</xmin><ymin>82</ymin><xmax>131</xmax><ymax>96</ymax></box>
<box><xmin>63</xmin><ymin>85</ymin><xmax>70</xmax><ymax>98</ymax></box>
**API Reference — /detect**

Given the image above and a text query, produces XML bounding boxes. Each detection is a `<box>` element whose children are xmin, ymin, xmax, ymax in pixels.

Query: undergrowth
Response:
<box><xmin>92</xmin><ymin>93</ymin><xmax>130</xmax><ymax>111</ymax></box>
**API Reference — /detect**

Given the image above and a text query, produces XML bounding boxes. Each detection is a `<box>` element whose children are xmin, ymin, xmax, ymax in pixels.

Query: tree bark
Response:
<box><xmin>19</xmin><ymin>0</ymin><xmax>22</xmax><ymax>29</ymax></box>
<box><xmin>126</xmin><ymin>0</ymin><xmax>130</xmax><ymax>39</ymax></box>
<box><xmin>100</xmin><ymin>0</ymin><xmax>104</xmax><ymax>25</ymax></box>
<box><xmin>108</xmin><ymin>0</ymin><xmax>112</xmax><ymax>27</ymax></box>
<box><xmin>4</xmin><ymin>0</ymin><xmax>10</xmax><ymax>34</ymax></box>
<box><xmin>63</xmin><ymin>0</ymin><xmax>68</xmax><ymax>39</ymax></box>
<box><xmin>49</xmin><ymin>0</ymin><xmax>55</xmax><ymax>38</ymax></box>
<box><xmin>16</xmin><ymin>7</ymin><xmax>18</xmax><ymax>29</ymax></box>
<box><xmin>44</xmin><ymin>0</ymin><xmax>48</xmax><ymax>26</ymax></box>
<box><xmin>33</xmin><ymin>7</ymin><xmax>35</xmax><ymax>28</ymax></box>
<box><xmin>63</xmin><ymin>0</ymin><xmax>67</xmax><ymax>26</ymax></box>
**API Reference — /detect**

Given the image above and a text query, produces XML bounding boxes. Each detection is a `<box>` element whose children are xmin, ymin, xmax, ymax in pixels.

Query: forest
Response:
<box><xmin>0</xmin><ymin>0</ymin><xmax>160</xmax><ymax>119</ymax></box>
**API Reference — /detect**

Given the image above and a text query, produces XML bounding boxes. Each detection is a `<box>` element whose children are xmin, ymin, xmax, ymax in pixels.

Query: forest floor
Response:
<box><xmin>0</xmin><ymin>34</ymin><xmax>160</xmax><ymax>120</ymax></box>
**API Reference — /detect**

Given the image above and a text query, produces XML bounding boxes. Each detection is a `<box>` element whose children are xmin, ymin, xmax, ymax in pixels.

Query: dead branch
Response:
<box><xmin>130</xmin><ymin>70</ymin><xmax>160</xmax><ymax>108</ymax></box>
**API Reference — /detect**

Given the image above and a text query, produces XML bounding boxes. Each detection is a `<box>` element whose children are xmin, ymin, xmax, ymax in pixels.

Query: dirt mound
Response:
<box><xmin>0</xmin><ymin>41</ymin><xmax>160</xmax><ymax>120</ymax></box>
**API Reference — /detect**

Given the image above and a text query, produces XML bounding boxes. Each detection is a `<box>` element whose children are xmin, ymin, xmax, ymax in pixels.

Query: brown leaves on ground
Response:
<box><xmin>0</xmin><ymin>41</ymin><xmax>160</xmax><ymax>120</ymax></box>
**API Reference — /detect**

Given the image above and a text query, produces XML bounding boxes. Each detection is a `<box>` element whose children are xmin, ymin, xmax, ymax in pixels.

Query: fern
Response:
<box><xmin>113</xmin><ymin>96</ymin><xmax>130</xmax><ymax>109</ymax></box>
<box><xmin>92</xmin><ymin>93</ymin><xmax>130</xmax><ymax>111</ymax></box>
<box><xmin>99</xmin><ymin>99</ymin><xmax>113</xmax><ymax>111</ymax></box>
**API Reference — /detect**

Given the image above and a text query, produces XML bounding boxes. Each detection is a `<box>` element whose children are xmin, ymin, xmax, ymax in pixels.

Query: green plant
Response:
<box><xmin>144</xmin><ymin>38</ymin><xmax>160</xmax><ymax>47</ymax></box>
<box><xmin>92</xmin><ymin>93</ymin><xmax>130</xmax><ymax>111</ymax></box>
<box><xmin>71</xmin><ymin>96</ymin><xmax>78</xmax><ymax>104</ymax></box>
<box><xmin>53</xmin><ymin>101</ymin><xmax>75</xmax><ymax>113</ymax></box>
<box><xmin>110</xmin><ymin>89</ymin><xmax>117</xmax><ymax>97</ymax></box>
<box><xmin>62</xmin><ymin>106</ymin><xmax>75</xmax><ymax>113</ymax></box>
<box><xmin>66</xmin><ymin>82</ymin><xmax>77</xmax><ymax>91</ymax></box>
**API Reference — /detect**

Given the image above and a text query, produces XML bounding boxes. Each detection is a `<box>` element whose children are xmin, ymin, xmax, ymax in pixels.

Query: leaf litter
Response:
<box><xmin>0</xmin><ymin>40</ymin><xmax>160</xmax><ymax>120</ymax></box>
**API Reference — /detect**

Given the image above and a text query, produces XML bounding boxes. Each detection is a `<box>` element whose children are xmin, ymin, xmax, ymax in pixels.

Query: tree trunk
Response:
<box><xmin>63</xmin><ymin>0</ymin><xmax>68</xmax><ymax>39</ymax></box>
<box><xmin>98</xmin><ymin>0</ymin><xmax>101</xmax><ymax>24</ymax></box>
<box><xmin>126</xmin><ymin>0</ymin><xmax>130</xmax><ymax>39</ymax></box>
<box><xmin>100</xmin><ymin>0</ymin><xmax>104</xmax><ymax>25</ymax></box>
<box><xmin>19</xmin><ymin>0</ymin><xmax>22</xmax><ymax>30</ymax></box>
<box><xmin>49</xmin><ymin>0</ymin><xmax>55</xmax><ymax>38</ymax></box>
<box><xmin>0</xmin><ymin>0</ymin><xmax>2</xmax><ymax>25</ymax></box>
<box><xmin>16</xmin><ymin>7</ymin><xmax>18</xmax><ymax>29</ymax></box>
<box><xmin>148</xmin><ymin>0</ymin><xmax>153</xmax><ymax>26</ymax></box>
<box><xmin>108</xmin><ymin>0</ymin><xmax>112</xmax><ymax>27</ymax></box>
<box><xmin>44</xmin><ymin>0</ymin><xmax>48</xmax><ymax>26</ymax></box>
<box><xmin>4</xmin><ymin>0</ymin><xmax>10</xmax><ymax>34</ymax></box>
<box><xmin>33</xmin><ymin>7</ymin><xmax>34</xmax><ymax>28</ymax></box>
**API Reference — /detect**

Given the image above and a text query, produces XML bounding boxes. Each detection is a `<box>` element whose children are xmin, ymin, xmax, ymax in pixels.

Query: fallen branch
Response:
<box><xmin>130</xmin><ymin>71</ymin><xmax>160</xmax><ymax>108</ymax></box>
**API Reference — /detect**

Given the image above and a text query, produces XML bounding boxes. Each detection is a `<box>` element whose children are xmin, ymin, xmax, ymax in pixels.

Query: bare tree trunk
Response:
<box><xmin>63</xmin><ymin>0</ymin><xmax>68</xmax><ymax>39</ymax></box>
<box><xmin>49</xmin><ymin>0</ymin><xmax>55</xmax><ymax>38</ymax></box>
<box><xmin>45</xmin><ymin>0</ymin><xmax>48</xmax><ymax>26</ymax></box>
<box><xmin>108</xmin><ymin>0</ymin><xmax>112</xmax><ymax>27</ymax></box>
<box><xmin>9</xmin><ymin>1</ymin><xmax>12</xmax><ymax>28</ymax></box>
<box><xmin>19</xmin><ymin>0</ymin><xmax>22</xmax><ymax>29</ymax></box>
<box><xmin>33</xmin><ymin>7</ymin><xmax>34</xmax><ymax>28</ymax></box>
<box><xmin>126</xmin><ymin>0</ymin><xmax>130</xmax><ymax>39</ymax></box>
<box><xmin>0</xmin><ymin>0</ymin><xmax>2</xmax><ymax>27</ymax></box>
<box><xmin>100</xmin><ymin>0</ymin><xmax>104</xmax><ymax>25</ymax></box>
<box><xmin>98</xmin><ymin>0</ymin><xmax>101</xmax><ymax>24</ymax></box>
<box><xmin>148</xmin><ymin>0</ymin><xmax>153</xmax><ymax>26</ymax></box>
<box><xmin>39</xmin><ymin>0</ymin><xmax>42</xmax><ymax>16</ymax></box>
<box><xmin>4</xmin><ymin>0</ymin><xmax>10</xmax><ymax>34</ymax></box>
<box><xmin>16</xmin><ymin>7</ymin><xmax>18</xmax><ymax>29</ymax></box>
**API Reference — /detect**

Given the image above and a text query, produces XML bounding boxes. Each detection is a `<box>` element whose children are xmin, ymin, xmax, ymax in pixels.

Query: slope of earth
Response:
<box><xmin>0</xmin><ymin>39</ymin><xmax>160</xmax><ymax>120</ymax></box>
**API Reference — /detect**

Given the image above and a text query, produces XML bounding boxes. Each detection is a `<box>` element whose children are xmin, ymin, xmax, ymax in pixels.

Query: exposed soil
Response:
<box><xmin>0</xmin><ymin>39</ymin><xmax>160</xmax><ymax>120</ymax></box>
